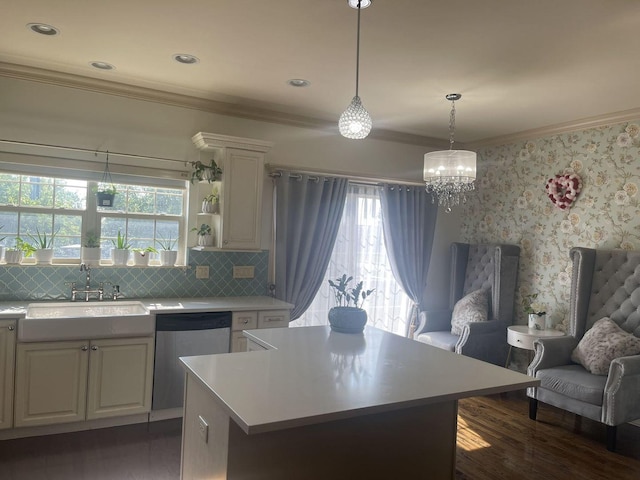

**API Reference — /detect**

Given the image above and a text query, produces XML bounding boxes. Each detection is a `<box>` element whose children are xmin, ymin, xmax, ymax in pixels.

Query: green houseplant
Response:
<box><xmin>5</xmin><ymin>238</ymin><xmax>36</xmax><ymax>264</ymax></box>
<box><xmin>157</xmin><ymin>233</ymin><xmax>179</xmax><ymax>266</ymax></box>
<box><xmin>110</xmin><ymin>230</ymin><xmax>131</xmax><ymax>265</ymax></box>
<box><xmin>96</xmin><ymin>184</ymin><xmax>117</xmax><ymax>207</ymax></box>
<box><xmin>81</xmin><ymin>231</ymin><xmax>101</xmax><ymax>264</ymax></box>
<box><xmin>190</xmin><ymin>158</ymin><xmax>222</xmax><ymax>184</ymax></box>
<box><xmin>27</xmin><ymin>227</ymin><xmax>59</xmax><ymax>264</ymax></box>
<box><xmin>191</xmin><ymin>223</ymin><xmax>214</xmax><ymax>247</ymax></box>
<box><xmin>202</xmin><ymin>186</ymin><xmax>220</xmax><ymax>214</ymax></box>
<box><xmin>132</xmin><ymin>246</ymin><xmax>158</xmax><ymax>266</ymax></box>
<box><xmin>327</xmin><ymin>274</ymin><xmax>375</xmax><ymax>333</ymax></box>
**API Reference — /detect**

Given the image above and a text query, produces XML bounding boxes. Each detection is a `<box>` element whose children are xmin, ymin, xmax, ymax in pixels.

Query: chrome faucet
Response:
<box><xmin>71</xmin><ymin>263</ymin><xmax>104</xmax><ymax>302</ymax></box>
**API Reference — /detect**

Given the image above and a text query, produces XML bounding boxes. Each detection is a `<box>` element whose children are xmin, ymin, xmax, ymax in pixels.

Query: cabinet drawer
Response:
<box><xmin>258</xmin><ymin>310</ymin><xmax>290</xmax><ymax>329</ymax></box>
<box><xmin>232</xmin><ymin>311</ymin><xmax>258</xmax><ymax>331</ymax></box>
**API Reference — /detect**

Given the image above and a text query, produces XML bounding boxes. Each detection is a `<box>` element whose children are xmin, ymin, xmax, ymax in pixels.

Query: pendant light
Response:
<box><xmin>339</xmin><ymin>0</ymin><xmax>372</xmax><ymax>139</ymax></box>
<box><xmin>423</xmin><ymin>93</ymin><xmax>477</xmax><ymax>212</ymax></box>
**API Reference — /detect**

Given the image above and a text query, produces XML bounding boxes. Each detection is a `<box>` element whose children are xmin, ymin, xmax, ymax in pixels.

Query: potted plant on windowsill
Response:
<box><xmin>157</xmin><ymin>234</ymin><xmax>179</xmax><ymax>266</ymax></box>
<box><xmin>81</xmin><ymin>231</ymin><xmax>101</xmax><ymax>265</ymax></box>
<box><xmin>110</xmin><ymin>230</ymin><xmax>131</xmax><ymax>265</ymax></box>
<box><xmin>191</xmin><ymin>223</ymin><xmax>214</xmax><ymax>247</ymax></box>
<box><xmin>132</xmin><ymin>246</ymin><xmax>158</xmax><ymax>267</ymax></box>
<box><xmin>190</xmin><ymin>158</ymin><xmax>222</xmax><ymax>184</ymax></box>
<box><xmin>327</xmin><ymin>274</ymin><xmax>375</xmax><ymax>334</ymax></box>
<box><xmin>27</xmin><ymin>227</ymin><xmax>59</xmax><ymax>265</ymax></box>
<box><xmin>5</xmin><ymin>238</ymin><xmax>36</xmax><ymax>265</ymax></box>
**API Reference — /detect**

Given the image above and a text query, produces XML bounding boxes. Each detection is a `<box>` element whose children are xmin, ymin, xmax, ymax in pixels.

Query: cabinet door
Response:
<box><xmin>220</xmin><ymin>148</ymin><xmax>264</xmax><ymax>250</ymax></box>
<box><xmin>0</xmin><ymin>320</ymin><xmax>16</xmax><ymax>430</ymax></box>
<box><xmin>14</xmin><ymin>341</ymin><xmax>88</xmax><ymax>427</ymax></box>
<box><xmin>86</xmin><ymin>337</ymin><xmax>154</xmax><ymax>420</ymax></box>
<box><xmin>231</xmin><ymin>331</ymin><xmax>248</xmax><ymax>353</ymax></box>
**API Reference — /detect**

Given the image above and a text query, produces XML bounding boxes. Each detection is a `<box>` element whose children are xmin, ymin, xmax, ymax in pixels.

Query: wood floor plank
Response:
<box><xmin>0</xmin><ymin>393</ymin><xmax>638</xmax><ymax>479</ymax></box>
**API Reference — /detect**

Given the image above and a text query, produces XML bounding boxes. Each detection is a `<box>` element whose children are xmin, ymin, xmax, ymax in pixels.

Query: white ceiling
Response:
<box><xmin>2</xmin><ymin>0</ymin><xmax>640</xmax><ymax>146</ymax></box>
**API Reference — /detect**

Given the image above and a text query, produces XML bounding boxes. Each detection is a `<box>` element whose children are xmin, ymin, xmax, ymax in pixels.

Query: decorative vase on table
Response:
<box><xmin>528</xmin><ymin>313</ymin><xmax>545</xmax><ymax>331</ymax></box>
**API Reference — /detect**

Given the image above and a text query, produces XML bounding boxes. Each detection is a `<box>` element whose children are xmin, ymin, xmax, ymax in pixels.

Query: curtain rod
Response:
<box><xmin>0</xmin><ymin>139</ymin><xmax>189</xmax><ymax>166</ymax></box>
<box><xmin>266</xmin><ymin>163</ymin><xmax>424</xmax><ymax>187</ymax></box>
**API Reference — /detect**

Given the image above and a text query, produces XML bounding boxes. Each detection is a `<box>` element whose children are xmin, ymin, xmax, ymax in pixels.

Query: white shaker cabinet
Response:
<box><xmin>192</xmin><ymin>133</ymin><xmax>273</xmax><ymax>251</ymax></box>
<box><xmin>14</xmin><ymin>336</ymin><xmax>154</xmax><ymax>428</ymax></box>
<box><xmin>0</xmin><ymin>319</ymin><xmax>16</xmax><ymax>430</ymax></box>
<box><xmin>230</xmin><ymin>310</ymin><xmax>290</xmax><ymax>353</ymax></box>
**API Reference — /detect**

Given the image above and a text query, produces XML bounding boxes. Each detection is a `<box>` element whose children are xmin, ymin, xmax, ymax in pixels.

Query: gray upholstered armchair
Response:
<box><xmin>414</xmin><ymin>242</ymin><xmax>521</xmax><ymax>366</ymax></box>
<box><xmin>528</xmin><ymin>247</ymin><xmax>640</xmax><ymax>451</ymax></box>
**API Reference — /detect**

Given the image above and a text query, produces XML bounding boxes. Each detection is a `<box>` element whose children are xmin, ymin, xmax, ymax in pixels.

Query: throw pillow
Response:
<box><xmin>450</xmin><ymin>289</ymin><xmax>490</xmax><ymax>336</ymax></box>
<box><xmin>571</xmin><ymin>317</ymin><xmax>640</xmax><ymax>375</ymax></box>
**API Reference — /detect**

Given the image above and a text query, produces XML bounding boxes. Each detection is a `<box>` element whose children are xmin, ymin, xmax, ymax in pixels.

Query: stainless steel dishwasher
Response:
<box><xmin>152</xmin><ymin>311</ymin><xmax>231</xmax><ymax>417</ymax></box>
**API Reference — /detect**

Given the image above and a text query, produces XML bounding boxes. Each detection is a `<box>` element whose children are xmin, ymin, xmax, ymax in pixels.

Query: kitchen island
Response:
<box><xmin>180</xmin><ymin>326</ymin><xmax>538</xmax><ymax>479</ymax></box>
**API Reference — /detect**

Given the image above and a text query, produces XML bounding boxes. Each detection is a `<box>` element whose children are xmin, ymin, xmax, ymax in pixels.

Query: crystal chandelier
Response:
<box><xmin>339</xmin><ymin>0</ymin><xmax>372</xmax><ymax>139</ymax></box>
<box><xmin>423</xmin><ymin>93</ymin><xmax>477</xmax><ymax>212</ymax></box>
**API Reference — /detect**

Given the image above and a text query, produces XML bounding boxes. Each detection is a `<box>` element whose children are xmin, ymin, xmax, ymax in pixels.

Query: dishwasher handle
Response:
<box><xmin>155</xmin><ymin>311</ymin><xmax>232</xmax><ymax>331</ymax></box>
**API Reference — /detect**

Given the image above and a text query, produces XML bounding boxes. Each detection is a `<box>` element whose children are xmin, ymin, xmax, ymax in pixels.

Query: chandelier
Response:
<box><xmin>423</xmin><ymin>93</ymin><xmax>477</xmax><ymax>211</ymax></box>
<box><xmin>338</xmin><ymin>0</ymin><xmax>372</xmax><ymax>139</ymax></box>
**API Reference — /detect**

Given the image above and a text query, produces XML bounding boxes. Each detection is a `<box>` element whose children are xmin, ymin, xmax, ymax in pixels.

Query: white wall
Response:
<box><xmin>0</xmin><ymin>76</ymin><xmax>460</xmax><ymax>308</ymax></box>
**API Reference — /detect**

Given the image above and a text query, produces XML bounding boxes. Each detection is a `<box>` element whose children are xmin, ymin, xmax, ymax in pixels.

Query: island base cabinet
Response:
<box><xmin>0</xmin><ymin>320</ymin><xmax>16</xmax><ymax>430</ymax></box>
<box><xmin>181</xmin><ymin>372</ymin><xmax>458</xmax><ymax>480</ymax></box>
<box><xmin>14</xmin><ymin>337</ymin><xmax>154</xmax><ymax>428</ymax></box>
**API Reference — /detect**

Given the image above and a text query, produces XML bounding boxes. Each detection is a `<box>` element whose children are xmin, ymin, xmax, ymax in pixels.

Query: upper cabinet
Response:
<box><xmin>192</xmin><ymin>133</ymin><xmax>273</xmax><ymax>251</ymax></box>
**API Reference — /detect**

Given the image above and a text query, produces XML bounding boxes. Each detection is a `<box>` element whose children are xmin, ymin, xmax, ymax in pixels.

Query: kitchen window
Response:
<box><xmin>0</xmin><ymin>172</ymin><xmax>186</xmax><ymax>263</ymax></box>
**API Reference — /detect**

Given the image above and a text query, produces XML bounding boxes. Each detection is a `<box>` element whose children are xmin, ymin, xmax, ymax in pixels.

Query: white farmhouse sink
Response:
<box><xmin>21</xmin><ymin>301</ymin><xmax>154</xmax><ymax>342</ymax></box>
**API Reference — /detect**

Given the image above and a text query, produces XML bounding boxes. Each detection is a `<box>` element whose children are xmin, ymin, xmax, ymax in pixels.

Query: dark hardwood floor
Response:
<box><xmin>0</xmin><ymin>392</ymin><xmax>638</xmax><ymax>479</ymax></box>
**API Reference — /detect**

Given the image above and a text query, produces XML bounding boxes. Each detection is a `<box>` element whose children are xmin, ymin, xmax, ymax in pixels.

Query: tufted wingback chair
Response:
<box><xmin>528</xmin><ymin>247</ymin><xmax>640</xmax><ymax>451</ymax></box>
<box><xmin>414</xmin><ymin>242</ymin><xmax>521</xmax><ymax>366</ymax></box>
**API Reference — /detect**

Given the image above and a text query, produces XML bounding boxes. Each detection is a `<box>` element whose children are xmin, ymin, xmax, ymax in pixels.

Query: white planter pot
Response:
<box><xmin>0</xmin><ymin>246</ymin><xmax>4</xmax><ymax>263</ymax></box>
<box><xmin>160</xmin><ymin>250</ymin><xmax>178</xmax><ymax>266</ymax></box>
<box><xmin>528</xmin><ymin>313</ymin><xmax>545</xmax><ymax>331</ymax></box>
<box><xmin>34</xmin><ymin>248</ymin><xmax>54</xmax><ymax>265</ymax></box>
<box><xmin>111</xmin><ymin>248</ymin><xmax>130</xmax><ymax>266</ymax></box>
<box><xmin>5</xmin><ymin>250</ymin><xmax>23</xmax><ymax>264</ymax></box>
<box><xmin>197</xmin><ymin>234</ymin><xmax>214</xmax><ymax>247</ymax></box>
<box><xmin>202</xmin><ymin>200</ymin><xmax>220</xmax><ymax>214</ymax></box>
<box><xmin>81</xmin><ymin>247</ymin><xmax>101</xmax><ymax>265</ymax></box>
<box><xmin>133</xmin><ymin>251</ymin><xmax>150</xmax><ymax>266</ymax></box>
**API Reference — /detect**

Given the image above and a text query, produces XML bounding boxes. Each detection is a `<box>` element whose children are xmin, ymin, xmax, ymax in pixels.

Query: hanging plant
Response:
<box><xmin>97</xmin><ymin>152</ymin><xmax>117</xmax><ymax>207</ymax></box>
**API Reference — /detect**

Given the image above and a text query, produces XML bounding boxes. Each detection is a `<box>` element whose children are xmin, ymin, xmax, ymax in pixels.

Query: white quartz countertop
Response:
<box><xmin>0</xmin><ymin>296</ymin><xmax>293</xmax><ymax>319</ymax></box>
<box><xmin>180</xmin><ymin>326</ymin><xmax>539</xmax><ymax>435</ymax></box>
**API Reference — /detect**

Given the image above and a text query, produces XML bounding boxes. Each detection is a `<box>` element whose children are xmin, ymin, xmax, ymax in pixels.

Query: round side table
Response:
<box><xmin>506</xmin><ymin>325</ymin><xmax>565</xmax><ymax>368</ymax></box>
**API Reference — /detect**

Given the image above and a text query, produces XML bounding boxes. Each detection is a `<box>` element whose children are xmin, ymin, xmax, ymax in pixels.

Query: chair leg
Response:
<box><xmin>529</xmin><ymin>398</ymin><xmax>538</xmax><ymax>420</ymax></box>
<box><xmin>606</xmin><ymin>425</ymin><xmax>617</xmax><ymax>452</ymax></box>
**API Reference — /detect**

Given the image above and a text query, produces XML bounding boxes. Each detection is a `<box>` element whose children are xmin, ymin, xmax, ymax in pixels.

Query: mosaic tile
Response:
<box><xmin>0</xmin><ymin>250</ymin><xmax>269</xmax><ymax>301</ymax></box>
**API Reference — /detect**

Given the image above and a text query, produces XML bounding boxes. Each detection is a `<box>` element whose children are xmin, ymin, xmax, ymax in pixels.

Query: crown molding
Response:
<box><xmin>468</xmin><ymin>107</ymin><xmax>640</xmax><ymax>149</ymax></box>
<box><xmin>0</xmin><ymin>62</ymin><xmax>447</xmax><ymax>149</ymax></box>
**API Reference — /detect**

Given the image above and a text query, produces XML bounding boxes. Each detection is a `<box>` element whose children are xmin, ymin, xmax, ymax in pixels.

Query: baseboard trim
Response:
<box><xmin>0</xmin><ymin>413</ymin><xmax>149</xmax><ymax>441</ymax></box>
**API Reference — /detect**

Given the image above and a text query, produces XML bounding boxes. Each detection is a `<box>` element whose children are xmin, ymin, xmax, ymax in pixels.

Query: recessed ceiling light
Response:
<box><xmin>27</xmin><ymin>23</ymin><xmax>60</xmax><ymax>36</ymax></box>
<box><xmin>287</xmin><ymin>79</ymin><xmax>311</xmax><ymax>87</ymax></box>
<box><xmin>173</xmin><ymin>54</ymin><xmax>199</xmax><ymax>65</ymax></box>
<box><xmin>89</xmin><ymin>61</ymin><xmax>115</xmax><ymax>70</ymax></box>
<box><xmin>347</xmin><ymin>0</ymin><xmax>371</xmax><ymax>8</ymax></box>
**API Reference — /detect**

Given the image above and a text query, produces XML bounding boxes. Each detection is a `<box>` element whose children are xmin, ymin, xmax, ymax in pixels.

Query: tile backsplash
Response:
<box><xmin>0</xmin><ymin>249</ymin><xmax>269</xmax><ymax>301</ymax></box>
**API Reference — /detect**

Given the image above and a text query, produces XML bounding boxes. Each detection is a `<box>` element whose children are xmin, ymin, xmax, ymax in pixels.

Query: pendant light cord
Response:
<box><xmin>355</xmin><ymin>0</ymin><xmax>362</xmax><ymax>97</ymax></box>
<box><xmin>449</xmin><ymin>99</ymin><xmax>456</xmax><ymax>150</ymax></box>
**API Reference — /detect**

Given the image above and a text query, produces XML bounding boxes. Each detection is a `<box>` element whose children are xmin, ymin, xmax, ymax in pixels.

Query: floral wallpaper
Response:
<box><xmin>460</xmin><ymin>120</ymin><xmax>640</xmax><ymax>331</ymax></box>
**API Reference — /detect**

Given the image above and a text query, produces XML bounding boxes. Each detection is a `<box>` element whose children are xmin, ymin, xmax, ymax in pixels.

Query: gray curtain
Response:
<box><xmin>274</xmin><ymin>172</ymin><xmax>349</xmax><ymax>320</ymax></box>
<box><xmin>379</xmin><ymin>184</ymin><xmax>438</xmax><ymax>336</ymax></box>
